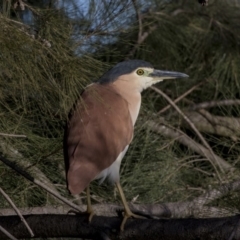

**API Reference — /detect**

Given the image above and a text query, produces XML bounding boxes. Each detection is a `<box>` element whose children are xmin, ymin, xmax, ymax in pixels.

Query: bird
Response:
<box><xmin>63</xmin><ymin>59</ymin><xmax>188</xmax><ymax>230</ymax></box>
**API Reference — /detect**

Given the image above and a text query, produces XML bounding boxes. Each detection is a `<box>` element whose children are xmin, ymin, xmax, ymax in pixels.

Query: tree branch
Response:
<box><xmin>0</xmin><ymin>214</ymin><xmax>239</xmax><ymax>239</ymax></box>
<box><xmin>0</xmin><ymin>141</ymin><xmax>60</xmax><ymax>196</ymax></box>
<box><xmin>0</xmin><ymin>225</ymin><xmax>18</xmax><ymax>240</ymax></box>
<box><xmin>1</xmin><ymin>179</ymin><xmax>240</xmax><ymax>219</ymax></box>
<box><xmin>157</xmin><ymin>80</ymin><xmax>205</xmax><ymax>114</ymax></box>
<box><xmin>0</xmin><ymin>133</ymin><xmax>26</xmax><ymax>138</ymax></box>
<box><xmin>0</xmin><ymin>154</ymin><xmax>84</xmax><ymax>213</ymax></box>
<box><xmin>126</xmin><ymin>0</ymin><xmax>157</xmax><ymax>59</ymax></box>
<box><xmin>182</xmin><ymin>110</ymin><xmax>240</xmax><ymax>139</ymax></box>
<box><xmin>1</xmin><ymin>204</ymin><xmax>237</xmax><ymax>220</ymax></box>
<box><xmin>147</xmin><ymin>120</ymin><xmax>234</xmax><ymax>171</ymax></box>
<box><xmin>151</xmin><ymin>87</ymin><xmax>226</xmax><ymax>179</ymax></box>
<box><xmin>190</xmin><ymin>99</ymin><xmax>240</xmax><ymax>111</ymax></box>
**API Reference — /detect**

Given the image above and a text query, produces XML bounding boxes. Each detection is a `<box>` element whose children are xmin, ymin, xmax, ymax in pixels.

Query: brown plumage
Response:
<box><xmin>63</xmin><ymin>60</ymin><xmax>188</xmax><ymax>230</ymax></box>
<box><xmin>64</xmin><ymin>83</ymin><xmax>133</xmax><ymax>194</ymax></box>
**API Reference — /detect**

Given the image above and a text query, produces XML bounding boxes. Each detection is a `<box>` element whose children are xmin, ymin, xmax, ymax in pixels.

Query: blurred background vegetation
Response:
<box><xmin>0</xmin><ymin>0</ymin><xmax>240</xmax><ymax>237</ymax></box>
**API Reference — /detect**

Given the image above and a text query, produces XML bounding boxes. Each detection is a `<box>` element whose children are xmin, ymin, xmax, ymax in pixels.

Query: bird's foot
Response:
<box><xmin>120</xmin><ymin>210</ymin><xmax>145</xmax><ymax>231</ymax></box>
<box><xmin>87</xmin><ymin>209</ymin><xmax>95</xmax><ymax>222</ymax></box>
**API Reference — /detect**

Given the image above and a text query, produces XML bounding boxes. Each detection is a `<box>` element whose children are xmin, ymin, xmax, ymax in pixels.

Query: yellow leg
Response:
<box><xmin>67</xmin><ymin>186</ymin><xmax>95</xmax><ymax>221</ymax></box>
<box><xmin>116</xmin><ymin>182</ymin><xmax>144</xmax><ymax>231</ymax></box>
<box><xmin>86</xmin><ymin>185</ymin><xmax>95</xmax><ymax>222</ymax></box>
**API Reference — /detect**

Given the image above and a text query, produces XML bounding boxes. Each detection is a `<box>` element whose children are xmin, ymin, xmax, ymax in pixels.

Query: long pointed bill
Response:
<box><xmin>150</xmin><ymin>69</ymin><xmax>189</xmax><ymax>79</ymax></box>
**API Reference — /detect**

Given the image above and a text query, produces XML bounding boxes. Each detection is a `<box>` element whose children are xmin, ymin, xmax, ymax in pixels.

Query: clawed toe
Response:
<box><xmin>120</xmin><ymin>211</ymin><xmax>145</xmax><ymax>231</ymax></box>
<box><xmin>88</xmin><ymin>210</ymin><xmax>95</xmax><ymax>222</ymax></box>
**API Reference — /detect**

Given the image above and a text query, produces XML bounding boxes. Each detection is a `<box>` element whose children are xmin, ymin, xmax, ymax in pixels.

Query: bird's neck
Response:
<box><xmin>112</xmin><ymin>81</ymin><xmax>142</xmax><ymax>126</ymax></box>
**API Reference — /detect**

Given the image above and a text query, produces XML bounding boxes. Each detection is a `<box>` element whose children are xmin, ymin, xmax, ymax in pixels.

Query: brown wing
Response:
<box><xmin>64</xmin><ymin>83</ymin><xmax>133</xmax><ymax>194</ymax></box>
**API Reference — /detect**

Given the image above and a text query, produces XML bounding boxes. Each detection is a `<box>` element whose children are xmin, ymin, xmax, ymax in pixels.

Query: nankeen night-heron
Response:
<box><xmin>64</xmin><ymin>59</ymin><xmax>188</xmax><ymax>230</ymax></box>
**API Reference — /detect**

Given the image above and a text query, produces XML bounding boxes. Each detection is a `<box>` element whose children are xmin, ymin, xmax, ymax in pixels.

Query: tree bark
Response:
<box><xmin>0</xmin><ymin>214</ymin><xmax>240</xmax><ymax>240</ymax></box>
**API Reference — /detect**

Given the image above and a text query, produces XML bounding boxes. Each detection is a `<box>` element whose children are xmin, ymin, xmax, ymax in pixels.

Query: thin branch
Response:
<box><xmin>0</xmin><ymin>225</ymin><xmax>18</xmax><ymax>240</ymax></box>
<box><xmin>13</xmin><ymin>0</ymin><xmax>25</xmax><ymax>10</ymax></box>
<box><xmin>190</xmin><ymin>99</ymin><xmax>240</xmax><ymax>111</ymax></box>
<box><xmin>21</xmin><ymin>2</ymin><xmax>41</xmax><ymax>16</ymax></box>
<box><xmin>147</xmin><ymin>120</ymin><xmax>233</xmax><ymax>172</ymax></box>
<box><xmin>151</xmin><ymin>86</ymin><xmax>225</xmax><ymax>180</ymax></box>
<box><xmin>34</xmin><ymin>179</ymin><xmax>83</xmax><ymax>212</ymax></box>
<box><xmin>0</xmin><ymin>133</ymin><xmax>26</xmax><ymax>138</ymax></box>
<box><xmin>0</xmin><ymin>141</ymin><xmax>61</xmax><ymax>200</ymax></box>
<box><xmin>0</xmin><ymin>13</ymin><xmax>50</xmax><ymax>47</ymax></box>
<box><xmin>157</xmin><ymin>80</ymin><xmax>205</xmax><ymax>114</ymax></box>
<box><xmin>182</xmin><ymin>110</ymin><xmax>240</xmax><ymax>139</ymax></box>
<box><xmin>192</xmin><ymin>179</ymin><xmax>240</xmax><ymax>206</ymax></box>
<box><xmin>126</xmin><ymin>25</ymin><xmax>157</xmax><ymax>59</ymax></box>
<box><xmin>126</xmin><ymin>0</ymin><xmax>157</xmax><ymax>59</ymax></box>
<box><xmin>0</xmin><ymin>188</ymin><xmax>34</xmax><ymax>237</ymax></box>
<box><xmin>0</xmin><ymin>154</ymin><xmax>84</xmax><ymax>213</ymax></box>
<box><xmin>0</xmin><ymin>13</ymin><xmax>29</xmax><ymax>27</ymax></box>
<box><xmin>131</xmin><ymin>0</ymin><xmax>142</xmax><ymax>39</ymax></box>
<box><xmin>126</xmin><ymin>179</ymin><xmax>240</xmax><ymax>218</ymax></box>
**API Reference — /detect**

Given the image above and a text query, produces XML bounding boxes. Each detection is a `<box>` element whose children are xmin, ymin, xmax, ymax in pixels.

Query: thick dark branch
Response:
<box><xmin>0</xmin><ymin>214</ymin><xmax>240</xmax><ymax>240</ymax></box>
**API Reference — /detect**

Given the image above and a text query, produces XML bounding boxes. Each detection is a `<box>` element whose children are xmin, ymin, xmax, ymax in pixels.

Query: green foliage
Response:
<box><xmin>0</xmin><ymin>4</ymin><xmax>104</xmax><ymax>206</ymax></box>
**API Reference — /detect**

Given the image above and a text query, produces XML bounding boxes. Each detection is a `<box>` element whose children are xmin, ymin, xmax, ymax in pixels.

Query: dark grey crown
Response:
<box><xmin>98</xmin><ymin>60</ymin><xmax>153</xmax><ymax>84</ymax></box>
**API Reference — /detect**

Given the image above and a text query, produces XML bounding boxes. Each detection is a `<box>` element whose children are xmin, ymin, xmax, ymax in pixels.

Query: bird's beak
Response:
<box><xmin>150</xmin><ymin>69</ymin><xmax>189</xmax><ymax>80</ymax></box>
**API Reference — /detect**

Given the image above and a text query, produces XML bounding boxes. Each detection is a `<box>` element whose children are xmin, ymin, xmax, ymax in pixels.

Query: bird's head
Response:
<box><xmin>98</xmin><ymin>60</ymin><xmax>189</xmax><ymax>92</ymax></box>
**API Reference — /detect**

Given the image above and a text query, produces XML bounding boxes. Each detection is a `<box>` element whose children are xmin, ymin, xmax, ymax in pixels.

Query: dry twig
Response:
<box><xmin>0</xmin><ymin>141</ymin><xmax>61</xmax><ymax>198</ymax></box>
<box><xmin>158</xmin><ymin>80</ymin><xmax>205</xmax><ymax>114</ymax></box>
<box><xmin>151</xmin><ymin>86</ymin><xmax>225</xmax><ymax>180</ymax></box>
<box><xmin>147</xmin><ymin>120</ymin><xmax>233</xmax><ymax>171</ymax></box>
<box><xmin>0</xmin><ymin>225</ymin><xmax>18</xmax><ymax>240</ymax></box>
<box><xmin>190</xmin><ymin>99</ymin><xmax>240</xmax><ymax>111</ymax></box>
<box><xmin>182</xmin><ymin>110</ymin><xmax>240</xmax><ymax>139</ymax></box>
<box><xmin>0</xmin><ymin>133</ymin><xmax>26</xmax><ymax>138</ymax></box>
<box><xmin>126</xmin><ymin>0</ymin><xmax>157</xmax><ymax>59</ymax></box>
<box><xmin>0</xmin><ymin>155</ymin><xmax>84</xmax><ymax>213</ymax></box>
<box><xmin>0</xmin><ymin>187</ymin><xmax>34</xmax><ymax>237</ymax></box>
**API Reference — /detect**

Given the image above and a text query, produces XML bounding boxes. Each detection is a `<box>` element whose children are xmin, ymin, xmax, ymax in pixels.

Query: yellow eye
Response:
<box><xmin>136</xmin><ymin>69</ymin><xmax>144</xmax><ymax>75</ymax></box>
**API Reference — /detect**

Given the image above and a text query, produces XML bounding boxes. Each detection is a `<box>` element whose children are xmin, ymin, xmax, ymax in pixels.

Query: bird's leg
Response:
<box><xmin>86</xmin><ymin>185</ymin><xmax>95</xmax><ymax>222</ymax></box>
<box><xmin>67</xmin><ymin>186</ymin><xmax>95</xmax><ymax>222</ymax></box>
<box><xmin>116</xmin><ymin>182</ymin><xmax>144</xmax><ymax>231</ymax></box>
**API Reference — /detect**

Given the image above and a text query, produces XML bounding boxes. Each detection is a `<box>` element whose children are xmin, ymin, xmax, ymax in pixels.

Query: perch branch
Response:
<box><xmin>1</xmin><ymin>179</ymin><xmax>240</xmax><ymax>219</ymax></box>
<box><xmin>0</xmin><ymin>214</ymin><xmax>240</xmax><ymax>239</ymax></box>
